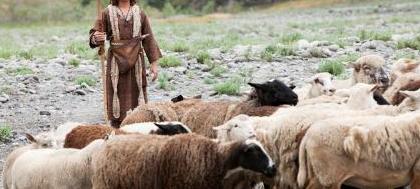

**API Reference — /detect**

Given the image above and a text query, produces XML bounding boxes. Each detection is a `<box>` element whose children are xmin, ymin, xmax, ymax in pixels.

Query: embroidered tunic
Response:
<box><xmin>89</xmin><ymin>5</ymin><xmax>162</xmax><ymax>127</ymax></box>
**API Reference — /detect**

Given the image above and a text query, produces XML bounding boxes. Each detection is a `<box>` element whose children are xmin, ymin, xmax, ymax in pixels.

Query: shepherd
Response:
<box><xmin>90</xmin><ymin>0</ymin><xmax>162</xmax><ymax>128</ymax></box>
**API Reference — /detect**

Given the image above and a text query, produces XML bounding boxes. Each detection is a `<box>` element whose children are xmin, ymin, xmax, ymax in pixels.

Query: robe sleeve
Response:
<box><xmin>141</xmin><ymin>12</ymin><xmax>162</xmax><ymax>64</ymax></box>
<box><xmin>89</xmin><ymin>10</ymin><xmax>110</xmax><ymax>49</ymax></box>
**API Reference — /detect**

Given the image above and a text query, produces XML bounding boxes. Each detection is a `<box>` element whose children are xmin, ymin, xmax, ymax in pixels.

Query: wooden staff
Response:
<box><xmin>96</xmin><ymin>0</ymin><xmax>108</xmax><ymax>122</ymax></box>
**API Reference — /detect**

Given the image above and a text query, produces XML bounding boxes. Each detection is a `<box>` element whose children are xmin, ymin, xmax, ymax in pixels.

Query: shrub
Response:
<box><xmin>397</xmin><ymin>37</ymin><xmax>420</xmax><ymax>50</ymax></box>
<box><xmin>318</xmin><ymin>59</ymin><xmax>345</xmax><ymax>76</ymax></box>
<box><xmin>280</xmin><ymin>32</ymin><xmax>303</xmax><ymax>44</ymax></box>
<box><xmin>158</xmin><ymin>72</ymin><xmax>172</xmax><ymax>90</ymax></box>
<box><xmin>74</xmin><ymin>75</ymin><xmax>96</xmax><ymax>87</ymax></box>
<box><xmin>214</xmin><ymin>77</ymin><xmax>242</xmax><ymax>95</ymax></box>
<box><xmin>68</xmin><ymin>58</ymin><xmax>81</xmax><ymax>67</ymax></box>
<box><xmin>159</xmin><ymin>56</ymin><xmax>182</xmax><ymax>68</ymax></box>
<box><xmin>196</xmin><ymin>51</ymin><xmax>211</xmax><ymax>64</ymax></box>
<box><xmin>171</xmin><ymin>41</ymin><xmax>189</xmax><ymax>52</ymax></box>
<box><xmin>0</xmin><ymin>124</ymin><xmax>12</xmax><ymax>142</ymax></box>
<box><xmin>277</xmin><ymin>45</ymin><xmax>296</xmax><ymax>56</ymax></box>
<box><xmin>18</xmin><ymin>50</ymin><xmax>33</xmax><ymax>60</ymax></box>
<box><xmin>210</xmin><ymin>65</ymin><xmax>226</xmax><ymax>77</ymax></box>
<box><xmin>358</xmin><ymin>30</ymin><xmax>392</xmax><ymax>41</ymax></box>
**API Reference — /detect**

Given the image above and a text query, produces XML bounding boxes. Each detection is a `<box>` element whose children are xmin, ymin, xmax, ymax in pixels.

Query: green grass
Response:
<box><xmin>159</xmin><ymin>56</ymin><xmax>182</xmax><ymax>68</ymax></box>
<box><xmin>395</xmin><ymin>51</ymin><xmax>417</xmax><ymax>60</ymax></box>
<box><xmin>210</xmin><ymin>65</ymin><xmax>227</xmax><ymax>77</ymax></box>
<box><xmin>0</xmin><ymin>86</ymin><xmax>13</xmax><ymax>95</ymax></box>
<box><xmin>397</xmin><ymin>37</ymin><xmax>420</xmax><ymax>50</ymax></box>
<box><xmin>280</xmin><ymin>32</ymin><xmax>303</xmax><ymax>44</ymax></box>
<box><xmin>277</xmin><ymin>45</ymin><xmax>296</xmax><ymax>56</ymax></box>
<box><xmin>195</xmin><ymin>51</ymin><xmax>211</xmax><ymax>64</ymax></box>
<box><xmin>261</xmin><ymin>44</ymin><xmax>296</xmax><ymax>61</ymax></box>
<box><xmin>18</xmin><ymin>50</ymin><xmax>34</xmax><ymax>60</ymax></box>
<box><xmin>6</xmin><ymin>66</ymin><xmax>34</xmax><ymax>76</ymax></box>
<box><xmin>74</xmin><ymin>75</ymin><xmax>96</xmax><ymax>87</ymax></box>
<box><xmin>358</xmin><ymin>30</ymin><xmax>392</xmax><ymax>41</ymax></box>
<box><xmin>170</xmin><ymin>41</ymin><xmax>189</xmax><ymax>52</ymax></box>
<box><xmin>0</xmin><ymin>124</ymin><xmax>12</xmax><ymax>142</ymax></box>
<box><xmin>68</xmin><ymin>58</ymin><xmax>81</xmax><ymax>67</ymax></box>
<box><xmin>0</xmin><ymin>47</ymin><xmax>16</xmax><ymax>59</ymax></box>
<box><xmin>204</xmin><ymin>77</ymin><xmax>217</xmax><ymax>84</ymax></box>
<box><xmin>214</xmin><ymin>77</ymin><xmax>242</xmax><ymax>95</ymax></box>
<box><xmin>158</xmin><ymin>72</ymin><xmax>172</xmax><ymax>90</ymax></box>
<box><xmin>66</xmin><ymin>41</ymin><xmax>95</xmax><ymax>59</ymax></box>
<box><xmin>318</xmin><ymin>59</ymin><xmax>346</xmax><ymax>76</ymax></box>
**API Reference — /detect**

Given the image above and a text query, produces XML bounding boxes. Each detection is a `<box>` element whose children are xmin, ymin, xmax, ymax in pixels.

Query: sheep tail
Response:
<box><xmin>297</xmin><ymin>136</ymin><xmax>308</xmax><ymax>188</ymax></box>
<box><xmin>343</xmin><ymin>126</ymin><xmax>369</xmax><ymax>163</ymax></box>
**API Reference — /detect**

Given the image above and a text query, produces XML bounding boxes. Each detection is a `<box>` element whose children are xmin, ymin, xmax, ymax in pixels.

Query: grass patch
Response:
<box><xmin>74</xmin><ymin>75</ymin><xmax>96</xmax><ymax>87</ymax></box>
<box><xmin>0</xmin><ymin>124</ymin><xmax>12</xmax><ymax>142</ymax></box>
<box><xmin>159</xmin><ymin>56</ymin><xmax>182</xmax><ymax>68</ymax></box>
<box><xmin>170</xmin><ymin>41</ymin><xmax>189</xmax><ymax>52</ymax></box>
<box><xmin>195</xmin><ymin>51</ymin><xmax>211</xmax><ymax>64</ymax></box>
<box><xmin>204</xmin><ymin>77</ymin><xmax>217</xmax><ymax>84</ymax></box>
<box><xmin>0</xmin><ymin>86</ymin><xmax>13</xmax><ymax>95</ymax></box>
<box><xmin>397</xmin><ymin>37</ymin><xmax>420</xmax><ymax>50</ymax></box>
<box><xmin>158</xmin><ymin>72</ymin><xmax>173</xmax><ymax>91</ymax></box>
<box><xmin>396</xmin><ymin>51</ymin><xmax>417</xmax><ymax>60</ymax></box>
<box><xmin>280</xmin><ymin>32</ymin><xmax>303</xmax><ymax>44</ymax></box>
<box><xmin>210</xmin><ymin>65</ymin><xmax>227</xmax><ymax>77</ymax></box>
<box><xmin>68</xmin><ymin>58</ymin><xmax>81</xmax><ymax>67</ymax></box>
<box><xmin>6</xmin><ymin>66</ymin><xmax>34</xmax><ymax>76</ymax></box>
<box><xmin>29</xmin><ymin>45</ymin><xmax>59</xmax><ymax>59</ymax></box>
<box><xmin>0</xmin><ymin>48</ymin><xmax>16</xmax><ymax>59</ymax></box>
<box><xmin>358</xmin><ymin>30</ymin><xmax>392</xmax><ymax>41</ymax></box>
<box><xmin>318</xmin><ymin>59</ymin><xmax>345</xmax><ymax>76</ymax></box>
<box><xmin>261</xmin><ymin>44</ymin><xmax>296</xmax><ymax>61</ymax></box>
<box><xmin>66</xmin><ymin>41</ymin><xmax>94</xmax><ymax>59</ymax></box>
<box><xmin>18</xmin><ymin>50</ymin><xmax>34</xmax><ymax>60</ymax></box>
<box><xmin>214</xmin><ymin>77</ymin><xmax>243</xmax><ymax>95</ymax></box>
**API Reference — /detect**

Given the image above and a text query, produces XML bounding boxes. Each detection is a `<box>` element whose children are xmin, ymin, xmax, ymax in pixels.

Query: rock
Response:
<box><xmin>65</xmin><ymin>85</ymin><xmax>77</xmax><ymax>93</ymax></box>
<box><xmin>391</xmin><ymin>34</ymin><xmax>415</xmax><ymax>42</ymax></box>
<box><xmin>174</xmin><ymin>66</ymin><xmax>187</xmax><ymax>74</ymax></box>
<box><xmin>0</xmin><ymin>94</ymin><xmax>9</xmax><ymax>103</ymax></box>
<box><xmin>328</xmin><ymin>45</ymin><xmax>340</xmax><ymax>52</ymax></box>
<box><xmin>309</xmin><ymin>47</ymin><xmax>331</xmax><ymax>58</ymax></box>
<box><xmin>311</xmin><ymin>41</ymin><xmax>332</xmax><ymax>47</ymax></box>
<box><xmin>39</xmin><ymin>111</ymin><xmax>51</xmax><ymax>116</ymax></box>
<box><xmin>75</xmin><ymin>89</ymin><xmax>87</xmax><ymax>96</ymax></box>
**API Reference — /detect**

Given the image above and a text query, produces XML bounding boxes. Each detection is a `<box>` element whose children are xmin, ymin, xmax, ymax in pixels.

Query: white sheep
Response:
<box><xmin>297</xmin><ymin>111</ymin><xmax>420</xmax><ymax>189</ymax></box>
<box><xmin>52</xmin><ymin>122</ymin><xmax>83</xmax><ymax>147</ymax></box>
<box><xmin>2</xmin><ymin>133</ymin><xmax>57</xmax><ymax>189</ymax></box>
<box><xmin>213</xmin><ymin>114</ymin><xmax>257</xmax><ymax>143</ymax></box>
<box><xmin>294</xmin><ymin>72</ymin><xmax>336</xmax><ymax>101</ymax></box>
<box><xmin>10</xmin><ymin>138</ymin><xmax>106</xmax><ymax>189</ymax></box>
<box><xmin>333</xmin><ymin>54</ymin><xmax>389</xmax><ymax>89</ymax></box>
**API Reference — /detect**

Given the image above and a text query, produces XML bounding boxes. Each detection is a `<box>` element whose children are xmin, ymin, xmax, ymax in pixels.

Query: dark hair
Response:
<box><xmin>110</xmin><ymin>0</ymin><xmax>136</xmax><ymax>6</ymax></box>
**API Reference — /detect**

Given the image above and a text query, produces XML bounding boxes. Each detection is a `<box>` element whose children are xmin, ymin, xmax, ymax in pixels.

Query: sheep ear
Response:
<box><xmin>399</xmin><ymin>90</ymin><xmax>416</xmax><ymax>98</ymax></box>
<box><xmin>289</xmin><ymin>84</ymin><xmax>296</xmax><ymax>90</ymax></box>
<box><xmin>349</xmin><ymin>62</ymin><xmax>361</xmax><ymax>72</ymax></box>
<box><xmin>248</xmin><ymin>82</ymin><xmax>263</xmax><ymax>89</ymax></box>
<box><xmin>25</xmin><ymin>133</ymin><xmax>37</xmax><ymax>143</ymax></box>
<box><xmin>370</xmin><ymin>85</ymin><xmax>379</xmax><ymax>93</ymax></box>
<box><xmin>154</xmin><ymin>123</ymin><xmax>170</xmax><ymax>131</ymax></box>
<box><xmin>213</xmin><ymin>125</ymin><xmax>228</xmax><ymax>131</ymax></box>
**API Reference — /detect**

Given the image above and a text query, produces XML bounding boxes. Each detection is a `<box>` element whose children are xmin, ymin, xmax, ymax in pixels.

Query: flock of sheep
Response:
<box><xmin>2</xmin><ymin>54</ymin><xmax>420</xmax><ymax>189</ymax></box>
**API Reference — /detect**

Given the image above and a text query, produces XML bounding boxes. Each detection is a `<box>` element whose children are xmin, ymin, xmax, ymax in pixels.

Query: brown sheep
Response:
<box><xmin>121</xmin><ymin>80</ymin><xmax>298</xmax><ymax>129</ymax></box>
<box><xmin>64</xmin><ymin>122</ymin><xmax>191</xmax><ymax>149</ymax></box>
<box><xmin>91</xmin><ymin>134</ymin><xmax>277</xmax><ymax>189</ymax></box>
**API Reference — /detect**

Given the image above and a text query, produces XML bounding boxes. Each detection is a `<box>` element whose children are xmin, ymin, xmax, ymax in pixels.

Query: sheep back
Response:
<box><xmin>91</xmin><ymin>134</ymin><xmax>227</xmax><ymax>189</ymax></box>
<box><xmin>64</xmin><ymin>125</ymin><xmax>125</xmax><ymax>149</ymax></box>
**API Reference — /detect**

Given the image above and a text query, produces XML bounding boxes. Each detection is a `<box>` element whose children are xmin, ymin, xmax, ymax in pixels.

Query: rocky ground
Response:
<box><xmin>0</xmin><ymin>0</ymin><xmax>420</xmax><ymax>186</ymax></box>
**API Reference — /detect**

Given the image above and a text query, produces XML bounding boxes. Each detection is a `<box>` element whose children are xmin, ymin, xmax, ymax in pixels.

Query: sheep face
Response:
<box><xmin>308</xmin><ymin>72</ymin><xmax>336</xmax><ymax>96</ymax></box>
<box><xmin>214</xmin><ymin>114</ymin><xmax>256</xmax><ymax>142</ymax></box>
<box><xmin>238</xmin><ymin>139</ymin><xmax>276</xmax><ymax>178</ymax></box>
<box><xmin>154</xmin><ymin>122</ymin><xmax>192</xmax><ymax>135</ymax></box>
<box><xmin>26</xmin><ymin>133</ymin><xmax>57</xmax><ymax>148</ymax></box>
<box><xmin>351</xmin><ymin>55</ymin><xmax>390</xmax><ymax>91</ymax></box>
<box><xmin>248</xmin><ymin>80</ymin><xmax>298</xmax><ymax>106</ymax></box>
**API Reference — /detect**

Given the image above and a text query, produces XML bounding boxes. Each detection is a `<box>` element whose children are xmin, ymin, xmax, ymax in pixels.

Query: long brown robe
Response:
<box><xmin>89</xmin><ymin>6</ymin><xmax>162</xmax><ymax>127</ymax></box>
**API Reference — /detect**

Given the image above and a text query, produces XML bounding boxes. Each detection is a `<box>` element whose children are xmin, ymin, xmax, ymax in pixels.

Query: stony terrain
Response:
<box><xmin>0</xmin><ymin>0</ymin><xmax>420</xmax><ymax>186</ymax></box>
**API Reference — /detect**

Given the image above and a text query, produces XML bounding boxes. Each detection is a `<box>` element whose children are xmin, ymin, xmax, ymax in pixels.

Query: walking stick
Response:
<box><xmin>96</xmin><ymin>0</ymin><xmax>108</xmax><ymax>122</ymax></box>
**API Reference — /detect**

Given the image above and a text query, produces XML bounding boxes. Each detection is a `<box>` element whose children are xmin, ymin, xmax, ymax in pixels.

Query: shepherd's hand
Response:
<box><xmin>150</xmin><ymin>61</ymin><xmax>158</xmax><ymax>82</ymax></box>
<box><xmin>93</xmin><ymin>31</ymin><xmax>106</xmax><ymax>44</ymax></box>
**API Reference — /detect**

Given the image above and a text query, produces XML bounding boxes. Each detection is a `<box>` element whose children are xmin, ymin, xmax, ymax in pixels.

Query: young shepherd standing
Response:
<box><xmin>90</xmin><ymin>0</ymin><xmax>162</xmax><ymax>127</ymax></box>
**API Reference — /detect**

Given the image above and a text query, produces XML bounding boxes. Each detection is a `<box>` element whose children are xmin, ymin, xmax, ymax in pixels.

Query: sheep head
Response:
<box><xmin>214</xmin><ymin>114</ymin><xmax>256</xmax><ymax>142</ymax></box>
<box><xmin>307</xmin><ymin>72</ymin><xmax>336</xmax><ymax>96</ymax></box>
<box><xmin>25</xmin><ymin>132</ymin><xmax>57</xmax><ymax>148</ymax></box>
<box><xmin>398</xmin><ymin>89</ymin><xmax>420</xmax><ymax>111</ymax></box>
<box><xmin>350</xmin><ymin>54</ymin><xmax>390</xmax><ymax>91</ymax></box>
<box><xmin>248</xmin><ymin>80</ymin><xmax>298</xmax><ymax>106</ymax></box>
